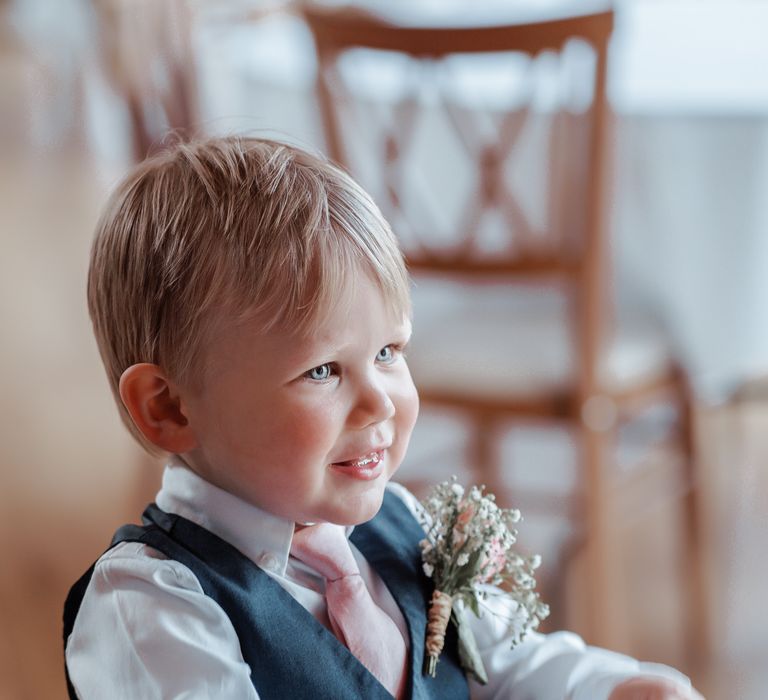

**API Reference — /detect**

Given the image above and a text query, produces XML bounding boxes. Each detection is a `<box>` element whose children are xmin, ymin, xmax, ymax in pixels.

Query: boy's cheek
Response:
<box><xmin>404</xmin><ymin>382</ymin><xmax>420</xmax><ymax>434</ymax></box>
<box><xmin>398</xmin><ymin>369</ymin><xmax>420</xmax><ymax>421</ymax></box>
<box><xmin>390</xmin><ymin>384</ymin><xmax>419</xmax><ymax>473</ymax></box>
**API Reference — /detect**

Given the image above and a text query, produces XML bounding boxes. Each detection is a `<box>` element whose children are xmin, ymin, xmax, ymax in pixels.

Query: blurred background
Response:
<box><xmin>1</xmin><ymin>0</ymin><xmax>767</xmax><ymax>698</ymax></box>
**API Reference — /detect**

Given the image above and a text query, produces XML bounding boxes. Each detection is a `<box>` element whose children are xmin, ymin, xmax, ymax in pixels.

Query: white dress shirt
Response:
<box><xmin>66</xmin><ymin>457</ymin><xmax>692</xmax><ymax>699</ymax></box>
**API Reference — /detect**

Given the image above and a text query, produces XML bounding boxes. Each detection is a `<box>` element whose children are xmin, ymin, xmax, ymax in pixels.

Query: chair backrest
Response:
<box><xmin>304</xmin><ymin>4</ymin><xmax>612</xmax><ymax>272</ymax></box>
<box><xmin>304</xmin><ymin>3</ymin><xmax>615</xmax><ymax>391</ymax></box>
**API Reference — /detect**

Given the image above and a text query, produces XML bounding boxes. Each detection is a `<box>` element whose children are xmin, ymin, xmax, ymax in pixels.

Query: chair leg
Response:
<box><xmin>469</xmin><ymin>412</ymin><xmax>505</xmax><ymax>503</ymax></box>
<box><xmin>545</xmin><ymin>531</ymin><xmax>584</xmax><ymax>633</ymax></box>
<box><xmin>679</xmin><ymin>386</ymin><xmax>711</xmax><ymax>665</ymax></box>
<box><xmin>578</xmin><ymin>420</ymin><xmax>624</xmax><ymax>649</ymax></box>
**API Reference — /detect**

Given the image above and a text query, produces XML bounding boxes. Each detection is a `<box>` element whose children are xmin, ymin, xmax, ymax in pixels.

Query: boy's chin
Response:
<box><xmin>326</xmin><ymin>487</ymin><xmax>388</xmax><ymax>526</ymax></box>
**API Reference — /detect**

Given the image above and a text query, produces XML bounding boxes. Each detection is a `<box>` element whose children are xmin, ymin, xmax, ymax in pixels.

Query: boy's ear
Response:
<box><xmin>119</xmin><ymin>363</ymin><xmax>198</xmax><ymax>454</ymax></box>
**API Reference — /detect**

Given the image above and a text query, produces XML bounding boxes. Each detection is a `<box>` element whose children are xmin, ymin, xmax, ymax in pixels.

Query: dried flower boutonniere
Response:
<box><xmin>419</xmin><ymin>479</ymin><xmax>549</xmax><ymax>683</ymax></box>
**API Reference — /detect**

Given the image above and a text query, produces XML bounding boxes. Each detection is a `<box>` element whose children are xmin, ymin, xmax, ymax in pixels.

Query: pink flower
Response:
<box><xmin>452</xmin><ymin>500</ymin><xmax>477</xmax><ymax>548</ymax></box>
<box><xmin>456</xmin><ymin>500</ymin><xmax>476</xmax><ymax>527</ymax></box>
<box><xmin>480</xmin><ymin>538</ymin><xmax>507</xmax><ymax>580</ymax></box>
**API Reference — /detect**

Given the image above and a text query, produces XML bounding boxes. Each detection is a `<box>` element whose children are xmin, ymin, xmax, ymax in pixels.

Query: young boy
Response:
<box><xmin>64</xmin><ymin>136</ymin><xmax>704</xmax><ymax>699</ymax></box>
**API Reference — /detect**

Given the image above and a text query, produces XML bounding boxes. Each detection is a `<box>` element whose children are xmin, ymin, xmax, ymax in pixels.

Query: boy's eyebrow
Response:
<box><xmin>388</xmin><ymin>320</ymin><xmax>413</xmax><ymax>347</ymax></box>
<box><xmin>282</xmin><ymin>334</ymin><xmax>347</xmax><ymax>369</ymax></box>
<box><xmin>292</xmin><ymin>320</ymin><xmax>413</xmax><ymax>367</ymax></box>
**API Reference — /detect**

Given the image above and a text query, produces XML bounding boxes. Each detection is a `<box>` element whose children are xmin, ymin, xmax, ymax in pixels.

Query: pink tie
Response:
<box><xmin>290</xmin><ymin>523</ymin><xmax>408</xmax><ymax>699</ymax></box>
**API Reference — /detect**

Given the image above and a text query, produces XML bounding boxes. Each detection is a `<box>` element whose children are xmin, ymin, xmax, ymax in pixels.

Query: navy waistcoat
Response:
<box><xmin>63</xmin><ymin>491</ymin><xmax>469</xmax><ymax>700</ymax></box>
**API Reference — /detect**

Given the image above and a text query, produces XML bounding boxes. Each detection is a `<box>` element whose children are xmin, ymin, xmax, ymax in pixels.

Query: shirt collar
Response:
<box><xmin>155</xmin><ymin>456</ymin><xmax>296</xmax><ymax>577</ymax></box>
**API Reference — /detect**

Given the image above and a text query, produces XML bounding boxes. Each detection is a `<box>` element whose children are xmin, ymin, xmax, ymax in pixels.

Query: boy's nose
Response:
<box><xmin>350</xmin><ymin>378</ymin><xmax>396</xmax><ymax>429</ymax></box>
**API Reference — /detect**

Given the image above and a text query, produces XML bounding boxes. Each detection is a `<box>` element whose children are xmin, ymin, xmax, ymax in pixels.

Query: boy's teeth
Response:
<box><xmin>337</xmin><ymin>452</ymin><xmax>380</xmax><ymax>467</ymax></box>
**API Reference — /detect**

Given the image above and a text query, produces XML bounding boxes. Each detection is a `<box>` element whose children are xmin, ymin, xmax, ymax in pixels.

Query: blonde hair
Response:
<box><xmin>87</xmin><ymin>136</ymin><xmax>411</xmax><ymax>450</ymax></box>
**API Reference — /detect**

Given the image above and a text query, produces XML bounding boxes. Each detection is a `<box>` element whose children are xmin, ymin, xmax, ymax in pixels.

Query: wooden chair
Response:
<box><xmin>303</xmin><ymin>2</ymin><xmax>708</xmax><ymax>655</ymax></box>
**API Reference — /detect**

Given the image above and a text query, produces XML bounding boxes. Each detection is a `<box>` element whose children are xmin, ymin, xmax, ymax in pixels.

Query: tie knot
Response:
<box><xmin>290</xmin><ymin>523</ymin><xmax>360</xmax><ymax>582</ymax></box>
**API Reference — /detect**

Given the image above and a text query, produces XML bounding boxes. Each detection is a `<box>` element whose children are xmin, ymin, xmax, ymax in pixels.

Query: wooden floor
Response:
<box><xmin>1</xmin><ymin>31</ymin><xmax>767</xmax><ymax>700</ymax></box>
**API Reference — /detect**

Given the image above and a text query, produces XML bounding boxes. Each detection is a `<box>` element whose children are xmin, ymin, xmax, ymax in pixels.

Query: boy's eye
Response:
<box><xmin>306</xmin><ymin>364</ymin><xmax>332</xmax><ymax>381</ymax></box>
<box><xmin>376</xmin><ymin>345</ymin><xmax>395</xmax><ymax>363</ymax></box>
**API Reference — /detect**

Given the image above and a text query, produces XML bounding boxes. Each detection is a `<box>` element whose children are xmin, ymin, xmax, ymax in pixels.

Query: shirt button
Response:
<box><xmin>259</xmin><ymin>552</ymin><xmax>279</xmax><ymax>572</ymax></box>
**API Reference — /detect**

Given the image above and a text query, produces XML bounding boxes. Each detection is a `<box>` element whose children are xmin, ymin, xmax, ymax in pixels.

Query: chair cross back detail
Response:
<box><xmin>305</xmin><ymin>6</ymin><xmax>612</xmax><ymax>281</ymax></box>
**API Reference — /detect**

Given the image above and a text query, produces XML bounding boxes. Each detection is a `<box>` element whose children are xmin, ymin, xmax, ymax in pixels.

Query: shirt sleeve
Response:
<box><xmin>386</xmin><ymin>482</ymin><xmax>693</xmax><ymax>700</ymax></box>
<box><xmin>65</xmin><ymin>542</ymin><xmax>259</xmax><ymax>700</ymax></box>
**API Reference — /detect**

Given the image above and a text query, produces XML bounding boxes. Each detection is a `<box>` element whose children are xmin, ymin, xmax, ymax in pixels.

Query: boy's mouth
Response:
<box><xmin>332</xmin><ymin>450</ymin><xmax>383</xmax><ymax>468</ymax></box>
<box><xmin>330</xmin><ymin>449</ymin><xmax>387</xmax><ymax>481</ymax></box>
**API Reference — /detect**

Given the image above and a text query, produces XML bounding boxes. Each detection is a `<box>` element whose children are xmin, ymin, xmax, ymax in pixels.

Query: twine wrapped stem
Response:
<box><xmin>424</xmin><ymin>590</ymin><xmax>453</xmax><ymax>677</ymax></box>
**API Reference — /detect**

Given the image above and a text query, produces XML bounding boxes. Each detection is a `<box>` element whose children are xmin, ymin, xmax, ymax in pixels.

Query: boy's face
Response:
<box><xmin>180</xmin><ymin>273</ymin><xmax>419</xmax><ymax>526</ymax></box>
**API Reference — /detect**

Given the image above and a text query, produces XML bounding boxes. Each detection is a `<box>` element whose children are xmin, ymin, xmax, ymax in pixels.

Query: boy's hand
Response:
<box><xmin>609</xmin><ymin>677</ymin><xmax>706</xmax><ymax>700</ymax></box>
